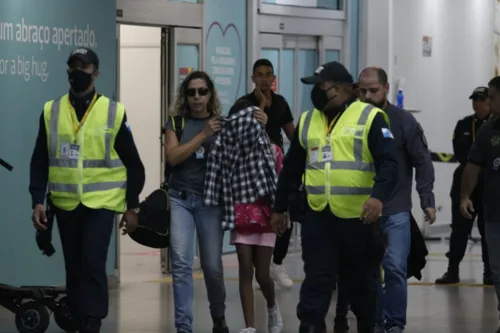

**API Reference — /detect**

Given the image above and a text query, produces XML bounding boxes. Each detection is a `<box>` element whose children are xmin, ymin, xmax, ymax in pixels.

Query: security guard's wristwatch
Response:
<box><xmin>131</xmin><ymin>207</ymin><xmax>140</xmax><ymax>213</ymax></box>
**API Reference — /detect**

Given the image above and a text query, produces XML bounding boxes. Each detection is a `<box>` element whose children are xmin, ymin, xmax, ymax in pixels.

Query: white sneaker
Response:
<box><xmin>268</xmin><ymin>302</ymin><xmax>284</xmax><ymax>333</ymax></box>
<box><xmin>239</xmin><ymin>328</ymin><xmax>256</xmax><ymax>333</ymax></box>
<box><xmin>270</xmin><ymin>263</ymin><xmax>293</xmax><ymax>288</ymax></box>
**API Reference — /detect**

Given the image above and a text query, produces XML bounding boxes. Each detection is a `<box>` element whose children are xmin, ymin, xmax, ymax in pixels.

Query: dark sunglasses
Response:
<box><xmin>186</xmin><ymin>87</ymin><xmax>209</xmax><ymax>97</ymax></box>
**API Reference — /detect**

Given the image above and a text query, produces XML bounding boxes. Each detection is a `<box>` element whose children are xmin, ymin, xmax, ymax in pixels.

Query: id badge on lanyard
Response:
<box><xmin>60</xmin><ymin>142</ymin><xmax>80</xmax><ymax>160</ymax></box>
<box><xmin>63</xmin><ymin>94</ymin><xmax>97</xmax><ymax>159</ymax></box>
<box><xmin>322</xmin><ymin>145</ymin><xmax>333</xmax><ymax>162</ymax></box>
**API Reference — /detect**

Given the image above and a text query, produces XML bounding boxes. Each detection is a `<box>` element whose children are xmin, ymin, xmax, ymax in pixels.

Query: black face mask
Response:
<box><xmin>68</xmin><ymin>69</ymin><xmax>93</xmax><ymax>93</ymax></box>
<box><xmin>311</xmin><ymin>86</ymin><xmax>329</xmax><ymax>111</ymax></box>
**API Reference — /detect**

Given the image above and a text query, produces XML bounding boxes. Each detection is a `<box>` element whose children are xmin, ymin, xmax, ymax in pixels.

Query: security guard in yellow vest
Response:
<box><xmin>270</xmin><ymin>62</ymin><xmax>399</xmax><ymax>333</ymax></box>
<box><xmin>29</xmin><ymin>48</ymin><xmax>145</xmax><ymax>333</ymax></box>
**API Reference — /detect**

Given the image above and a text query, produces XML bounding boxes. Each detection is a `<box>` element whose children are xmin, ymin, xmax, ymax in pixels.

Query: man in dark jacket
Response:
<box><xmin>334</xmin><ymin>67</ymin><xmax>435</xmax><ymax>333</ymax></box>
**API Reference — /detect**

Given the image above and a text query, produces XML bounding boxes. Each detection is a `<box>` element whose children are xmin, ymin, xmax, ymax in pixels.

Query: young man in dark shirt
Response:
<box><xmin>239</xmin><ymin>59</ymin><xmax>296</xmax><ymax>288</ymax></box>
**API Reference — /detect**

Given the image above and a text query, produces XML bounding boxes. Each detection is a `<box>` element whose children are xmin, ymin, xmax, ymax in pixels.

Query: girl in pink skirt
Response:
<box><xmin>231</xmin><ymin>144</ymin><xmax>284</xmax><ymax>333</ymax></box>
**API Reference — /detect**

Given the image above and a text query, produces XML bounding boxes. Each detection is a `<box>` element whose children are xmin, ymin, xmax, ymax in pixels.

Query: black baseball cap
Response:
<box><xmin>301</xmin><ymin>61</ymin><xmax>354</xmax><ymax>85</ymax></box>
<box><xmin>67</xmin><ymin>47</ymin><xmax>99</xmax><ymax>70</ymax></box>
<box><xmin>469</xmin><ymin>86</ymin><xmax>488</xmax><ymax>99</ymax></box>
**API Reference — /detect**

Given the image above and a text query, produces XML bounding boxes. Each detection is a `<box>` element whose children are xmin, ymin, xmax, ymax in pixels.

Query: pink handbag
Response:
<box><xmin>234</xmin><ymin>200</ymin><xmax>273</xmax><ymax>234</ymax></box>
<box><xmin>234</xmin><ymin>144</ymin><xmax>283</xmax><ymax>234</ymax></box>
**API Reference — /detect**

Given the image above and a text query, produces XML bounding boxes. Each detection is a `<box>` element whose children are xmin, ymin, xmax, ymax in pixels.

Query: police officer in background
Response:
<box><xmin>29</xmin><ymin>48</ymin><xmax>145</xmax><ymax>333</ymax></box>
<box><xmin>460</xmin><ymin>76</ymin><xmax>500</xmax><ymax>333</ymax></box>
<box><xmin>436</xmin><ymin>86</ymin><xmax>492</xmax><ymax>285</ymax></box>
<box><xmin>271</xmin><ymin>61</ymin><xmax>399</xmax><ymax>333</ymax></box>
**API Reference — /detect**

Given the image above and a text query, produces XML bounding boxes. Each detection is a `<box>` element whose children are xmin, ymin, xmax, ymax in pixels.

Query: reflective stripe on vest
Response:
<box><xmin>301</xmin><ymin>104</ymin><xmax>375</xmax><ymax>196</ymax></box>
<box><xmin>47</xmin><ymin>98</ymin><xmax>126</xmax><ymax>193</ymax></box>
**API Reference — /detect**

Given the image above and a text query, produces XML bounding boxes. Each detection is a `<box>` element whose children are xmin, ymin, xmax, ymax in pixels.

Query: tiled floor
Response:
<box><xmin>1</xmin><ymin>239</ymin><xmax>498</xmax><ymax>332</ymax></box>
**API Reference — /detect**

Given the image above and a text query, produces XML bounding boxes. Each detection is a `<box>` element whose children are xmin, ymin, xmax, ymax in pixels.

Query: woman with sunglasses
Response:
<box><xmin>164</xmin><ymin>70</ymin><xmax>227</xmax><ymax>333</ymax></box>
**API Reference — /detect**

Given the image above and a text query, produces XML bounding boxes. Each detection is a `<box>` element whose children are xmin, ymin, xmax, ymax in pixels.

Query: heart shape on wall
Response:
<box><xmin>205</xmin><ymin>21</ymin><xmax>243</xmax><ymax>114</ymax></box>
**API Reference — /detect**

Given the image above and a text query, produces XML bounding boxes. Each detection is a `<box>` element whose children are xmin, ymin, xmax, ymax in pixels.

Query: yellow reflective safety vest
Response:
<box><xmin>43</xmin><ymin>94</ymin><xmax>127</xmax><ymax>212</ymax></box>
<box><xmin>298</xmin><ymin>101</ymin><xmax>389</xmax><ymax>218</ymax></box>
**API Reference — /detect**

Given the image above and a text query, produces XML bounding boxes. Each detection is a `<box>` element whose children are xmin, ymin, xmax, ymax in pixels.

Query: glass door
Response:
<box><xmin>161</xmin><ymin>27</ymin><xmax>202</xmax><ymax>274</ymax></box>
<box><xmin>319</xmin><ymin>36</ymin><xmax>343</xmax><ymax>65</ymax></box>
<box><xmin>260</xmin><ymin>34</ymin><xmax>319</xmax><ymax>143</ymax></box>
<box><xmin>260</xmin><ymin>34</ymin><xmax>318</xmax><ymax>251</ymax></box>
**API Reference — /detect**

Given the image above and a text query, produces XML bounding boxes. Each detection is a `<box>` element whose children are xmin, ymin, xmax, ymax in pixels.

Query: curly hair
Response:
<box><xmin>169</xmin><ymin>70</ymin><xmax>222</xmax><ymax>117</ymax></box>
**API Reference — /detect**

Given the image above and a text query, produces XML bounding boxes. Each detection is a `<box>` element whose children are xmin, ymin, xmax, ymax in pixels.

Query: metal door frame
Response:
<box><xmin>115</xmin><ymin>23</ymin><xmax>203</xmax><ymax>276</ymax></box>
<box><xmin>318</xmin><ymin>36</ymin><xmax>343</xmax><ymax>64</ymax></box>
<box><xmin>114</xmin><ymin>23</ymin><xmax>122</xmax><ymax>285</ymax></box>
<box><xmin>116</xmin><ymin>22</ymin><xmax>167</xmax><ymax>279</ymax></box>
<box><xmin>116</xmin><ymin>0</ymin><xmax>203</xmax><ymax>28</ymax></box>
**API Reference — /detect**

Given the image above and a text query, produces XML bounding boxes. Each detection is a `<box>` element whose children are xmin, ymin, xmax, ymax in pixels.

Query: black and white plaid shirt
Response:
<box><xmin>204</xmin><ymin>106</ymin><xmax>277</xmax><ymax>230</ymax></box>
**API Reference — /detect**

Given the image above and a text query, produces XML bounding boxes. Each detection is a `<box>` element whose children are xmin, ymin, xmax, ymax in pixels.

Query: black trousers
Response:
<box><xmin>273</xmin><ymin>222</ymin><xmax>293</xmax><ymax>265</ymax></box>
<box><xmin>55</xmin><ymin>204</ymin><xmax>115</xmax><ymax>320</ymax></box>
<box><xmin>447</xmin><ymin>193</ymin><xmax>489</xmax><ymax>272</ymax></box>
<box><xmin>297</xmin><ymin>207</ymin><xmax>380</xmax><ymax>333</ymax></box>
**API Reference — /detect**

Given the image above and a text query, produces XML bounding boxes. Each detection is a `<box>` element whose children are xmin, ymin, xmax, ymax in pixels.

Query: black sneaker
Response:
<box><xmin>484</xmin><ymin>271</ymin><xmax>494</xmax><ymax>285</ymax></box>
<box><xmin>299</xmin><ymin>323</ymin><xmax>327</xmax><ymax>333</ymax></box>
<box><xmin>435</xmin><ymin>271</ymin><xmax>459</xmax><ymax>284</ymax></box>
<box><xmin>213</xmin><ymin>317</ymin><xmax>229</xmax><ymax>333</ymax></box>
<box><xmin>80</xmin><ymin>317</ymin><xmax>102</xmax><ymax>333</ymax></box>
<box><xmin>213</xmin><ymin>326</ymin><xmax>229</xmax><ymax>333</ymax></box>
<box><xmin>333</xmin><ymin>314</ymin><xmax>350</xmax><ymax>332</ymax></box>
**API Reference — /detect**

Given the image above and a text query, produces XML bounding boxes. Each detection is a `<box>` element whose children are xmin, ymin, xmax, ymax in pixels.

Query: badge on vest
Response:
<box><xmin>195</xmin><ymin>146</ymin><xmax>205</xmax><ymax>159</ymax></box>
<box><xmin>310</xmin><ymin>147</ymin><xmax>319</xmax><ymax>163</ymax></box>
<box><xmin>60</xmin><ymin>141</ymin><xmax>80</xmax><ymax>160</ymax></box>
<box><xmin>322</xmin><ymin>146</ymin><xmax>333</xmax><ymax>162</ymax></box>
<box><xmin>60</xmin><ymin>142</ymin><xmax>70</xmax><ymax>158</ymax></box>
<box><xmin>493</xmin><ymin>157</ymin><xmax>500</xmax><ymax>171</ymax></box>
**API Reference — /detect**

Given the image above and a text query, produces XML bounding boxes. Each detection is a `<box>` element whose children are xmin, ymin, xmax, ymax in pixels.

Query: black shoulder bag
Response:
<box><xmin>127</xmin><ymin>116</ymin><xmax>184</xmax><ymax>249</ymax></box>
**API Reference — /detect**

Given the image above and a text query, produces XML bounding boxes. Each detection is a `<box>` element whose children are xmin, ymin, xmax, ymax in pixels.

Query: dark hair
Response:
<box><xmin>488</xmin><ymin>76</ymin><xmax>500</xmax><ymax>90</ymax></box>
<box><xmin>253</xmin><ymin>59</ymin><xmax>274</xmax><ymax>74</ymax></box>
<box><xmin>359</xmin><ymin>67</ymin><xmax>388</xmax><ymax>86</ymax></box>
<box><xmin>170</xmin><ymin>70</ymin><xmax>222</xmax><ymax>116</ymax></box>
<box><xmin>228</xmin><ymin>98</ymin><xmax>254</xmax><ymax>116</ymax></box>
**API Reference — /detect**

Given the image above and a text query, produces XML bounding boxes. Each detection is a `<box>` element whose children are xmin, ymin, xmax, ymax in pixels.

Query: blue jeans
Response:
<box><xmin>169</xmin><ymin>189</ymin><xmax>226</xmax><ymax>332</ymax></box>
<box><xmin>486</xmin><ymin>221</ymin><xmax>500</xmax><ymax>315</ymax></box>
<box><xmin>376</xmin><ymin>212</ymin><xmax>411</xmax><ymax>329</ymax></box>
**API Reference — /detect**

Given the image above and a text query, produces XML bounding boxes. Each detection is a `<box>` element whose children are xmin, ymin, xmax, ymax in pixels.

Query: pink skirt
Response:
<box><xmin>230</xmin><ymin>230</ymin><xmax>276</xmax><ymax>248</ymax></box>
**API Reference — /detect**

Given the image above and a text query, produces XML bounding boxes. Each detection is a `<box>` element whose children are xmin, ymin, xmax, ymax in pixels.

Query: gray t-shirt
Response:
<box><xmin>165</xmin><ymin>116</ymin><xmax>216</xmax><ymax>195</ymax></box>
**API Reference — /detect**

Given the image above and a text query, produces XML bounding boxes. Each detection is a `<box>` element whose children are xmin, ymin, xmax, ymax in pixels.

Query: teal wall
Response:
<box><xmin>0</xmin><ymin>0</ymin><xmax>117</xmax><ymax>286</ymax></box>
<box><xmin>204</xmin><ymin>0</ymin><xmax>246</xmax><ymax>253</ymax></box>
<box><xmin>204</xmin><ymin>0</ymin><xmax>247</xmax><ymax>116</ymax></box>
